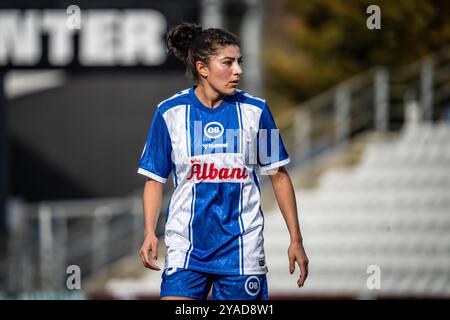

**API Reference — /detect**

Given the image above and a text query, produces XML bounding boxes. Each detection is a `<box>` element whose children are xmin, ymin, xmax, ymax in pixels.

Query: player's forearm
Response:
<box><xmin>269</xmin><ymin>167</ymin><xmax>303</xmax><ymax>244</ymax></box>
<box><xmin>142</xmin><ymin>178</ymin><xmax>164</xmax><ymax>237</ymax></box>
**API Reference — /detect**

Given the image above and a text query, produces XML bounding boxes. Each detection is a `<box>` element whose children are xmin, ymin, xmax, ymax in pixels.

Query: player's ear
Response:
<box><xmin>196</xmin><ymin>60</ymin><xmax>208</xmax><ymax>79</ymax></box>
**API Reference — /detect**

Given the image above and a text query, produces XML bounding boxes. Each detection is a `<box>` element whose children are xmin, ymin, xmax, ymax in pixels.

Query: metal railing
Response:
<box><xmin>279</xmin><ymin>46</ymin><xmax>450</xmax><ymax>167</ymax></box>
<box><xmin>3</xmin><ymin>194</ymin><xmax>166</xmax><ymax>293</ymax></box>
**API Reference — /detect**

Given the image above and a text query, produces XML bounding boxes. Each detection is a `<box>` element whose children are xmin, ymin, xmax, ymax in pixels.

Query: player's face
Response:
<box><xmin>205</xmin><ymin>45</ymin><xmax>243</xmax><ymax>96</ymax></box>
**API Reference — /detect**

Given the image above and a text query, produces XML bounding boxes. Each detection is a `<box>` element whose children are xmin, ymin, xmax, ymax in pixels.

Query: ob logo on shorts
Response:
<box><xmin>244</xmin><ymin>276</ymin><xmax>260</xmax><ymax>296</ymax></box>
<box><xmin>165</xmin><ymin>267</ymin><xmax>177</xmax><ymax>276</ymax></box>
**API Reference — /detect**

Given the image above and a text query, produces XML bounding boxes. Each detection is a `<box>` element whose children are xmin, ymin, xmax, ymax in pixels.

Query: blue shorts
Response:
<box><xmin>160</xmin><ymin>268</ymin><xmax>269</xmax><ymax>300</ymax></box>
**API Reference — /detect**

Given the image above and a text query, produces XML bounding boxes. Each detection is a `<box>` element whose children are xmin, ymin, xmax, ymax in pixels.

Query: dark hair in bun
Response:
<box><xmin>167</xmin><ymin>22</ymin><xmax>240</xmax><ymax>82</ymax></box>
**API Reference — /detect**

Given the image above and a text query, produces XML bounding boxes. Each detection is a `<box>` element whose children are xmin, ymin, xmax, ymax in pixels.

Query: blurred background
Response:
<box><xmin>0</xmin><ymin>0</ymin><xmax>449</xmax><ymax>300</ymax></box>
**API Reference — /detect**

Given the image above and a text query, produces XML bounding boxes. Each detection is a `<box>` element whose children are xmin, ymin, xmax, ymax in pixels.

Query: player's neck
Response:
<box><xmin>195</xmin><ymin>84</ymin><xmax>224</xmax><ymax>109</ymax></box>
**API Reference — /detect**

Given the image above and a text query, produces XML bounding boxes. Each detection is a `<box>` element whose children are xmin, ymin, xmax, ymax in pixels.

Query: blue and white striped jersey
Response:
<box><xmin>138</xmin><ymin>86</ymin><xmax>290</xmax><ymax>275</ymax></box>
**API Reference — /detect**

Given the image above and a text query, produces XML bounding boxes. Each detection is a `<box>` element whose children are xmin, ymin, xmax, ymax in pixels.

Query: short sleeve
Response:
<box><xmin>137</xmin><ymin>109</ymin><xmax>173</xmax><ymax>183</ymax></box>
<box><xmin>257</xmin><ymin>103</ymin><xmax>290</xmax><ymax>172</ymax></box>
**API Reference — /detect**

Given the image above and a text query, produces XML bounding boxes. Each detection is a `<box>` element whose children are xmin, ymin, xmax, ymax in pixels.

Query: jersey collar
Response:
<box><xmin>189</xmin><ymin>86</ymin><xmax>237</xmax><ymax>113</ymax></box>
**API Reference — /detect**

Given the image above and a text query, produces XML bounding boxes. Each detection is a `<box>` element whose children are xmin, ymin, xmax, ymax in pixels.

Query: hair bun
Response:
<box><xmin>167</xmin><ymin>22</ymin><xmax>202</xmax><ymax>61</ymax></box>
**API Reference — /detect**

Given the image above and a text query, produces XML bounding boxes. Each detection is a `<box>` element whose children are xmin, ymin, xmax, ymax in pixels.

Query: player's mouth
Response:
<box><xmin>229</xmin><ymin>79</ymin><xmax>240</xmax><ymax>87</ymax></box>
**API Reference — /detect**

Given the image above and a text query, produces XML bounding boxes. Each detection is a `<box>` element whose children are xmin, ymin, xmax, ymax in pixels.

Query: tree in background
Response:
<box><xmin>263</xmin><ymin>0</ymin><xmax>450</xmax><ymax>112</ymax></box>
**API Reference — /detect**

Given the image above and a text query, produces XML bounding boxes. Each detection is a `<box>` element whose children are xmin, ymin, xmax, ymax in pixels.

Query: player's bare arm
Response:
<box><xmin>269</xmin><ymin>166</ymin><xmax>309</xmax><ymax>287</ymax></box>
<box><xmin>139</xmin><ymin>178</ymin><xmax>163</xmax><ymax>271</ymax></box>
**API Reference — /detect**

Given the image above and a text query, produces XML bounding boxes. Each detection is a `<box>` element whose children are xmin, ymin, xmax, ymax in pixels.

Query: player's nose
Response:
<box><xmin>234</xmin><ymin>61</ymin><xmax>243</xmax><ymax>76</ymax></box>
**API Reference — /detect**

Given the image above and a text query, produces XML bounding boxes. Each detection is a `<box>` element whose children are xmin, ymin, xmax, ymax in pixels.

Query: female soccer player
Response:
<box><xmin>138</xmin><ymin>22</ymin><xmax>308</xmax><ymax>300</ymax></box>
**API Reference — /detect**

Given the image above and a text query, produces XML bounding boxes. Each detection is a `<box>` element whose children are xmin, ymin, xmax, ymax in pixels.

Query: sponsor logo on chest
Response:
<box><xmin>187</xmin><ymin>159</ymin><xmax>249</xmax><ymax>181</ymax></box>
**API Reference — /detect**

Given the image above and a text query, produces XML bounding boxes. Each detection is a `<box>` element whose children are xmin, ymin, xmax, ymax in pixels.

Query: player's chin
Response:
<box><xmin>225</xmin><ymin>85</ymin><xmax>238</xmax><ymax>95</ymax></box>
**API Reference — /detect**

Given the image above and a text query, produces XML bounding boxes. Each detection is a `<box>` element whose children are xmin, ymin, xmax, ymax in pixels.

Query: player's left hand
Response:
<box><xmin>288</xmin><ymin>241</ymin><xmax>309</xmax><ymax>287</ymax></box>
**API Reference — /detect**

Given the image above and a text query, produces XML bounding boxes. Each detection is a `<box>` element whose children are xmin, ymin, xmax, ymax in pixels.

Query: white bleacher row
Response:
<box><xmin>295</xmin><ymin>190</ymin><xmax>450</xmax><ymax>212</ymax></box>
<box><xmin>265</xmin><ymin>252</ymin><xmax>450</xmax><ymax>276</ymax></box>
<box><xmin>265</xmin><ymin>229</ymin><xmax>450</xmax><ymax>254</ymax></box>
<box><xmin>320</xmin><ymin>168</ymin><xmax>450</xmax><ymax>190</ymax></box>
<box><xmin>265</xmin><ymin>206</ymin><xmax>450</xmax><ymax>249</ymax></box>
<box><xmin>263</xmin><ymin>122</ymin><xmax>450</xmax><ymax>298</ymax></box>
<box><xmin>361</xmin><ymin>144</ymin><xmax>450</xmax><ymax>167</ymax></box>
<box><xmin>361</xmin><ymin>124</ymin><xmax>450</xmax><ymax>167</ymax></box>
<box><xmin>266</xmin><ymin>273</ymin><xmax>450</xmax><ymax>297</ymax></box>
<box><xmin>266</xmin><ymin>211</ymin><xmax>450</xmax><ymax>234</ymax></box>
<box><xmin>400</xmin><ymin>122</ymin><xmax>450</xmax><ymax>144</ymax></box>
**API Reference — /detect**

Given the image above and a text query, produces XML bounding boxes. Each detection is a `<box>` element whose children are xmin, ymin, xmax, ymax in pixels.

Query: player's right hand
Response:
<box><xmin>139</xmin><ymin>234</ymin><xmax>161</xmax><ymax>270</ymax></box>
